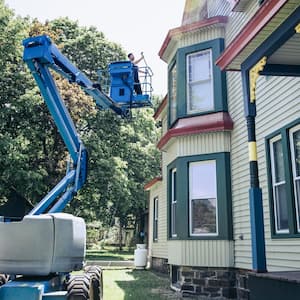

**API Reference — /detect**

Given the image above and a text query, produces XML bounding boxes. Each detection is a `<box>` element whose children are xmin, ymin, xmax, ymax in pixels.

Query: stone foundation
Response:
<box><xmin>151</xmin><ymin>257</ymin><xmax>169</xmax><ymax>274</ymax></box>
<box><xmin>172</xmin><ymin>266</ymin><xmax>237</xmax><ymax>299</ymax></box>
<box><xmin>235</xmin><ymin>270</ymin><xmax>250</xmax><ymax>300</ymax></box>
<box><xmin>167</xmin><ymin>265</ymin><xmax>253</xmax><ymax>299</ymax></box>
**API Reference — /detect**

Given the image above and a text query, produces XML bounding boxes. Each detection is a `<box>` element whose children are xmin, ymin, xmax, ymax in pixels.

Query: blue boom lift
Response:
<box><xmin>0</xmin><ymin>35</ymin><xmax>152</xmax><ymax>299</ymax></box>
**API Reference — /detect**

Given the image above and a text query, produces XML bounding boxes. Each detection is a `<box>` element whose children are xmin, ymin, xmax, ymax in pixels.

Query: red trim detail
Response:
<box><xmin>216</xmin><ymin>0</ymin><xmax>288</xmax><ymax>70</ymax></box>
<box><xmin>157</xmin><ymin>112</ymin><xmax>233</xmax><ymax>150</ymax></box>
<box><xmin>144</xmin><ymin>176</ymin><xmax>163</xmax><ymax>191</ymax></box>
<box><xmin>159</xmin><ymin>16</ymin><xmax>228</xmax><ymax>60</ymax></box>
<box><xmin>153</xmin><ymin>95</ymin><xmax>168</xmax><ymax>120</ymax></box>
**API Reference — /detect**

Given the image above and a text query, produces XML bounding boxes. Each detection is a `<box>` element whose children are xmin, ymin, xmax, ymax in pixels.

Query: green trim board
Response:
<box><xmin>168</xmin><ymin>38</ymin><xmax>227</xmax><ymax>128</ymax></box>
<box><xmin>265</xmin><ymin>118</ymin><xmax>300</xmax><ymax>238</ymax></box>
<box><xmin>167</xmin><ymin>152</ymin><xmax>233</xmax><ymax>240</ymax></box>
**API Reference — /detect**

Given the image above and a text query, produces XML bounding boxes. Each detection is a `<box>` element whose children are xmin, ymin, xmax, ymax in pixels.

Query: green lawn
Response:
<box><xmin>86</xmin><ymin>247</ymin><xmax>134</xmax><ymax>261</ymax></box>
<box><xmin>103</xmin><ymin>268</ymin><xmax>173</xmax><ymax>300</ymax></box>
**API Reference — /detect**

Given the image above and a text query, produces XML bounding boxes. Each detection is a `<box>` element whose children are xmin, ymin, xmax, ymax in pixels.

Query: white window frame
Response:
<box><xmin>189</xmin><ymin>160</ymin><xmax>218</xmax><ymax>237</ymax></box>
<box><xmin>289</xmin><ymin>124</ymin><xmax>300</xmax><ymax>232</ymax></box>
<box><xmin>269</xmin><ymin>135</ymin><xmax>289</xmax><ymax>234</ymax></box>
<box><xmin>153</xmin><ymin>197</ymin><xmax>159</xmax><ymax>241</ymax></box>
<box><xmin>186</xmin><ymin>49</ymin><xmax>214</xmax><ymax>114</ymax></box>
<box><xmin>171</xmin><ymin>168</ymin><xmax>177</xmax><ymax>237</ymax></box>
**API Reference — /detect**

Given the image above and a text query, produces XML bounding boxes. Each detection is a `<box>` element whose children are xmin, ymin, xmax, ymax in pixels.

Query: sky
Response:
<box><xmin>5</xmin><ymin>0</ymin><xmax>186</xmax><ymax>96</ymax></box>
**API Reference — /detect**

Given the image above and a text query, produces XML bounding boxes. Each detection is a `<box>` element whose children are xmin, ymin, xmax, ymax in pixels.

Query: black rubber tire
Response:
<box><xmin>0</xmin><ymin>274</ymin><xmax>8</xmax><ymax>286</ymax></box>
<box><xmin>67</xmin><ymin>274</ymin><xmax>90</xmax><ymax>300</ymax></box>
<box><xmin>84</xmin><ymin>266</ymin><xmax>103</xmax><ymax>300</ymax></box>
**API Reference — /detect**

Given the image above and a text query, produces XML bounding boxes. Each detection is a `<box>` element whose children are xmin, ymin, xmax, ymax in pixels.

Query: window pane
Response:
<box><xmin>274</xmin><ymin>183</ymin><xmax>289</xmax><ymax>232</ymax></box>
<box><xmin>295</xmin><ymin>179</ymin><xmax>300</xmax><ymax>231</ymax></box>
<box><xmin>188</xmin><ymin>81</ymin><xmax>213</xmax><ymax>112</ymax></box>
<box><xmin>273</xmin><ymin>139</ymin><xmax>285</xmax><ymax>183</ymax></box>
<box><xmin>171</xmin><ymin>169</ymin><xmax>177</xmax><ymax>237</ymax></box>
<box><xmin>187</xmin><ymin>49</ymin><xmax>214</xmax><ymax>113</ymax></box>
<box><xmin>189</xmin><ymin>161</ymin><xmax>217</xmax><ymax>235</ymax></box>
<box><xmin>188</xmin><ymin>51</ymin><xmax>211</xmax><ymax>82</ymax></box>
<box><xmin>192</xmin><ymin>198</ymin><xmax>216</xmax><ymax>234</ymax></box>
<box><xmin>190</xmin><ymin>161</ymin><xmax>216</xmax><ymax>199</ymax></box>
<box><xmin>171</xmin><ymin>202</ymin><xmax>177</xmax><ymax>236</ymax></box>
<box><xmin>170</xmin><ymin>64</ymin><xmax>177</xmax><ymax>124</ymax></box>
<box><xmin>290</xmin><ymin>127</ymin><xmax>300</xmax><ymax>231</ymax></box>
<box><xmin>292</xmin><ymin>129</ymin><xmax>300</xmax><ymax>177</ymax></box>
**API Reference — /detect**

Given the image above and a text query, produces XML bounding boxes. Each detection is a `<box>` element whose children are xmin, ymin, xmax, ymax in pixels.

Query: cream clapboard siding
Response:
<box><xmin>163</xmin><ymin>131</ymin><xmax>233</xmax><ymax>267</ymax></box>
<box><xmin>207</xmin><ymin>0</ymin><xmax>231</xmax><ymax>17</ymax></box>
<box><xmin>168</xmin><ymin>240</ymin><xmax>234</xmax><ymax>267</ymax></box>
<box><xmin>164</xmin><ymin>21</ymin><xmax>226</xmax><ymax>65</ymax></box>
<box><xmin>226</xmin><ymin>71</ymin><xmax>252</xmax><ymax>269</ymax></box>
<box><xmin>227</xmin><ymin>49</ymin><xmax>300</xmax><ymax>271</ymax></box>
<box><xmin>225</xmin><ymin>1</ymin><xmax>260</xmax><ymax>45</ymax></box>
<box><xmin>255</xmin><ymin>75</ymin><xmax>300</xmax><ymax>271</ymax></box>
<box><xmin>148</xmin><ymin>181</ymin><xmax>168</xmax><ymax>259</ymax></box>
<box><xmin>164</xmin><ymin>132</ymin><xmax>231</xmax><ymax>166</ymax></box>
<box><xmin>224</xmin><ymin>0</ymin><xmax>300</xmax><ymax>271</ymax></box>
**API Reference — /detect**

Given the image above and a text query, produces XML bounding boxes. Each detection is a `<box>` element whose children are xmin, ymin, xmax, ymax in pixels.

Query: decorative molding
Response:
<box><xmin>216</xmin><ymin>0</ymin><xmax>287</xmax><ymax>70</ymax></box>
<box><xmin>159</xmin><ymin>16</ymin><xmax>228</xmax><ymax>61</ymax></box>
<box><xmin>144</xmin><ymin>176</ymin><xmax>162</xmax><ymax>191</ymax></box>
<box><xmin>249</xmin><ymin>56</ymin><xmax>267</xmax><ymax>103</ymax></box>
<box><xmin>157</xmin><ymin>112</ymin><xmax>233</xmax><ymax>150</ymax></box>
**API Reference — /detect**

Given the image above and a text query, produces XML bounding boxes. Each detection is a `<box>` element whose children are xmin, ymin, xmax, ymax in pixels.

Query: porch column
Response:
<box><xmin>241</xmin><ymin>57</ymin><xmax>267</xmax><ymax>273</ymax></box>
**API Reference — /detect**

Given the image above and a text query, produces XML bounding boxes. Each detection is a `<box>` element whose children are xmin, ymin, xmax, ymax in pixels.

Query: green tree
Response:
<box><xmin>0</xmin><ymin>6</ymin><xmax>161</xmax><ymax>245</ymax></box>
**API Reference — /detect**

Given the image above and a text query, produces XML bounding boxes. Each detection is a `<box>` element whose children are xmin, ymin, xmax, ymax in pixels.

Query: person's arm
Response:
<box><xmin>133</xmin><ymin>54</ymin><xmax>144</xmax><ymax>65</ymax></box>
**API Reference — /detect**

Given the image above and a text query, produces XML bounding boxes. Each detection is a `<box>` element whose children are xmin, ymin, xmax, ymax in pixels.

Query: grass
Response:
<box><xmin>86</xmin><ymin>246</ymin><xmax>134</xmax><ymax>261</ymax></box>
<box><xmin>103</xmin><ymin>268</ymin><xmax>172</xmax><ymax>300</ymax></box>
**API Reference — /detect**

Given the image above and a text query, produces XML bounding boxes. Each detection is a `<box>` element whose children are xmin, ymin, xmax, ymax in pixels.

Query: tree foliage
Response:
<box><xmin>0</xmin><ymin>2</ymin><xmax>161</xmax><ymax>234</ymax></box>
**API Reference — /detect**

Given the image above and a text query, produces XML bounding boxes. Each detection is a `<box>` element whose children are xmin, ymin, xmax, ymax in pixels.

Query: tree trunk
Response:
<box><xmin>119</xmin><ymin>224</ymin><xmax>123</xmax><ymax>251</ymax></box>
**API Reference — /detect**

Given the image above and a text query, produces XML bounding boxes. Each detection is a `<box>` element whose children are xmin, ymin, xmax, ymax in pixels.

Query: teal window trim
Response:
<box><xmin>168</xmin><ymin>38</ymin><xmax>227</xmax><ymax>128</ymax></box>
<box><xmin>266</xmin><ymin>118</ymin><xmax>300</xmax><ymax>238</ymax></box>
<box><xmin>167</xmin><ymin>152</ymin><xmax>233</xmax><ymax>240</ymax></box>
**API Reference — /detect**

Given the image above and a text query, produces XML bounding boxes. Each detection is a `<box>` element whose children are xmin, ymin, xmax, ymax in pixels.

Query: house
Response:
<box><xmin>145</xmin><ymin>0</ymin><xmax>300</xmax><ymax>299</ymax></box>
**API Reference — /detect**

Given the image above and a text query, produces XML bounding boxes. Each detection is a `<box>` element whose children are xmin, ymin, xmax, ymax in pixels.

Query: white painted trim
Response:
<box><xmin>289</xmin><ymin>124</ymin><xmax>300</xmax><ymax>232</ymax></box>
<box><xmin>189</xmin><ymin>160</ymin><xmax>218</xmax><ymax>236</ymax></box>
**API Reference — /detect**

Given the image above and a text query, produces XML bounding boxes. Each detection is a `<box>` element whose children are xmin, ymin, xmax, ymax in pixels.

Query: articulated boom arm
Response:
<box><xmin>23</xmin><ymin>35</ymin><xmax>127</xmax><ymax>215</ymax></box>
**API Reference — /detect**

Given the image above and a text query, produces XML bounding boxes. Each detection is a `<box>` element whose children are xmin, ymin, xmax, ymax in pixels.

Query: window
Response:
<box><xmin>290</xmin><ymin>125</ymin><xmax>300</xmax><ymax>232</ymax></box>
<box><xmin>171</xmin><ymin>168</ymin><xmax>177</xmax><ymax>237</ymax></box>
<box><xmin>189</xmin><ymin>161</ymin><xmax>217</xmax><ymax>236</ymax></box>
<box><xmin>269</xmin><ymin>136</ymin><xmax>289</xmax><ymax>233</ymax></box>
<box><xmin>169</xmin><ymin>64</ymin><xmax>177</xmax><ymax>124</ymax></box>
<box><xmin>167</xmin><ymin>153</ymin><xmax>232</xmax><ymax>240</ymax></box>
<box><xmin>267</xmin><ymin>120</ymin><xmax>300</xmax><ymax>237</ymax></box>
<box><xmin>168</xmin><ymin>39</ymin><xmax>227</xmax><ymax>127</ymax></box>
<box><xmin>153</xmin><ymin>197</ymin><xmax>158</xmax><ymax>241</ymax></box>
<box><xmin>187</xmin><ymin>49</ymin><xmax>214</xmax><ymax>114</ymax></box>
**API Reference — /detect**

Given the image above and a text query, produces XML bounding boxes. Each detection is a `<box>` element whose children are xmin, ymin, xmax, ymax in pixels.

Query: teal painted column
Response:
<box><xmin>242</xmin><ymin>63</ymin><xmax>267</xmax><ymax>273</ymax></box>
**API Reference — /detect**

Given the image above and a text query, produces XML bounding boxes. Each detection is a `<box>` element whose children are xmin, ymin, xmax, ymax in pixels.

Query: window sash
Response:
<box><xmin>189</xmin><ymin>161</ymin><xmax>218</xmax><ymax>236</ymax></box>
<box><xmin>270</xmin><ymin>135</ymin><xmax>289</xmax><ymax>234</ymax></box>
<box><xmin>186</xmin><ymin>49</ymin><xmax>214</xmax><ymax>114</ymax></box>
<box><xmin>290</xmin><ymin>125</ymin><xmax>300</xmax><ymax>232</ymax></box>
<box><xmin>170</xmin><ymin>64</ymin><xmax>177</xmax><ymax>124</ymax></box>
<box><xmin>171</xmin><ymin>169</ymin><xmax>177</xmax><ymax>237</ymax></box>
<box><xmin>153</xmin><ymin>197</ymin><xmax>158</xmax><ymax>240</ymax></box>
